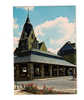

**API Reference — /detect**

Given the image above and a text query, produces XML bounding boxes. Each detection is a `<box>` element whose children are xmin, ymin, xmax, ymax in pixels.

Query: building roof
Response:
<box><xmin>14</xmin><ymin>49</ymin><xmax>76</xmax><ymax>67</ymax></box>
<box><xmin>71</xmin><ymin>43</ymin><xmax>76</xmax><ymax>49</ymax></box>
<box><xmin>57</xmin><ymin>41</ymin><xmax>76</xmax><ymax>56</ymax></box>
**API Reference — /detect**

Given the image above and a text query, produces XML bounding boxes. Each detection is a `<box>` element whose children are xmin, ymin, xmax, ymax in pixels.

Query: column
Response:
<box><xmin>67</xmin><ymin>68</ymin><xmax>70</xmax><ymax>76</ymax></box>
<box><xmin>27</xmin><ymin>63</ymin><xmax>34</xmax><ymax>80</ymax></box>
<box><xmin>49</xmin><ymin>65</ymin><xmax>52</xmax><ymax>77</ymax></box>
<box><xmin>75</xmin><ymin>68</ymin><xmax>77</xmax><ymax>78</ymax></box>
<box><xmin>40</xmin><ymin>64</ymin><xmax>44</xmax><ymax>78</ymax></box>
<box><xmin>63</xmin><ymin>66</ymin><xmax>66</xmax><ymax>76</ymax></box>
<box><xmin>30</xmin><ymin>63</ymin><xmax>34</xmax><ymax>80</ymax></box>
<box><xmin>27</xmin><ymin>64</ymin><xmax>30</xmax><ymax>79</ymax></box>
<box><xmin>73</xmin><ymin>68</ymin><xmax>76</xmax><ymax>79</ymax></box>
<box><xmin>15</xmin><ymin>64</ymin><xmax>20</xmax><ymax>81</ymax></box>
<box><xmin>57</xmin><ymin>65</ymin><xmax>59</xmax><ymax>76</ymax></box>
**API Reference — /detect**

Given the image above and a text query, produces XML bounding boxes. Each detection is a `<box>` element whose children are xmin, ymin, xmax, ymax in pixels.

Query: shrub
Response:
<box><xmin>21</xmin><ymin>83</ymin><xmax>74</xmax><ymax>94</ymax></box>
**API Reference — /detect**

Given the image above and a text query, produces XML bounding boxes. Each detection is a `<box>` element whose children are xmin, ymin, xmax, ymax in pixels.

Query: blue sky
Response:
<box><xmin>13</xmin><ymin>6</ymin><xmax>76</xmax><ymax>54</ymax></box>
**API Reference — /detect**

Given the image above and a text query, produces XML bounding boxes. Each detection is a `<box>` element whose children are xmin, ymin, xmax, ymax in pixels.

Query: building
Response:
<box><xmin>14</xmin><ymin>12</ymin><xmax>76</xmax><ymax>81</ymax></box>
<box><xmin>57</xmin><ymin>41</ymin><xmax>76</xmax><ymax>65</ymax></box>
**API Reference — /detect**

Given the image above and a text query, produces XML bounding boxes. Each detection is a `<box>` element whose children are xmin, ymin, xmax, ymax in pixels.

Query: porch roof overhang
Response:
<box><xmin>14</xmin><ymin>49</ymin><xmax>76</xmax><ymax>67</ymax></box>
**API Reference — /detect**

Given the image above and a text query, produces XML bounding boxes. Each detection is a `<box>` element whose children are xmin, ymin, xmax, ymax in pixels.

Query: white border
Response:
<box><xmin>13</xmin><ymin>0</ymin><xmax>77</xmax><ymax>6</ymax></box>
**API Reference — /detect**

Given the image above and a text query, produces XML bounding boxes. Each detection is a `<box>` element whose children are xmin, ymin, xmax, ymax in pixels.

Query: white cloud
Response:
<box><xmin>55</xmin><ymin>22</ymin><xmax>76</xmax><ymax>47</ymax></box>
<box><xmin>16</xmin><ymin>6</ymin><xmax>34</xmax><ymax>11</ymax></box>
<box><xmin>34</xmin><ymin>16</ymin><xmax>76</xmax><ymax>54</ymax></box>
<box><xmin>50</xmin><ymin>39</ymin><xmax>56</xmax><ymax>45</ymax></box>
<box><xmin>14</xmin><ymin>37</ymin><xmax>20</xmax><ymax>49</ymax></box>
<box><xmin>13</xmin><ymin>18</ymin><xmax>19</xmax><ymax>30</ymax></box>
<box><xmin>48</xmin><ymin>47</ymin><xmax>60</xmax><ymax>54</ymax></box>
<box><xmin>34</xmin><ymin>25</ymin><xmax>44</xmax><ymax>37</ymax></box>
<box><xmin>35</xmin><ymin>16</ymin><xmax>75</xmax><ymax>35</ymax></box>
<box><xmin>23</xmin><ymin>6</ymin><xmax>34</xmax><ymax>11</ymax></box>
<box><xmin>34</xmin><ymin>17</ymin><xmax>70</xmax><ymax>35</ymax></box>
<box><xmin>34</xmin><ymin>16</ymin><xmax>76</xmax><ymax>46</ymax></box>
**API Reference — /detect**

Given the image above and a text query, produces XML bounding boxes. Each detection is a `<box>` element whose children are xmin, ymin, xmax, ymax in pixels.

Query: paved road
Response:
<box><xmin>15</xmin><ymin>76</ymin><xmax>76</xmax><ymax>91</ymax></box>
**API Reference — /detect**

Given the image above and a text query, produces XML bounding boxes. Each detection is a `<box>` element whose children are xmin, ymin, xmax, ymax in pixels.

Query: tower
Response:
<box><xmin>14</xmin><ymin>10</ymin><xmax>47</xmax><ymax>56</ymax></box>
<box><xmin>18</xmin><ymin>9</ymin><xmax>35</xmax><ymax>50</ymax></box>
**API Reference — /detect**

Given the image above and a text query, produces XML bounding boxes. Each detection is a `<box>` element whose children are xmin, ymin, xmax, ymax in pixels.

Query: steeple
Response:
<box><xmin>28</xmin><ymin>8</ymin><xmax>29</xmax><ymax>18</ymax></box>
<box><xmin>14</xmin><ymin>9</ymin><xmax>47</xmax><ymax>56</ymax></box>
<box><xmin>26</xmin><ymin>8</ymin><xmax>30</xmax><ymax>23</ymax></box>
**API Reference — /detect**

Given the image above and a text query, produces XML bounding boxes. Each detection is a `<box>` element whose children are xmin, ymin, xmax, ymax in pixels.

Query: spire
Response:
<box><xmin>28</xmin><ymin>8</ymin><xmax>29</xmax><ymax>19</ymax></box>
<box><xmin>26</xmin><ymin>8</ymin><xmax>30</xmax><ymax>23</ymax></box>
